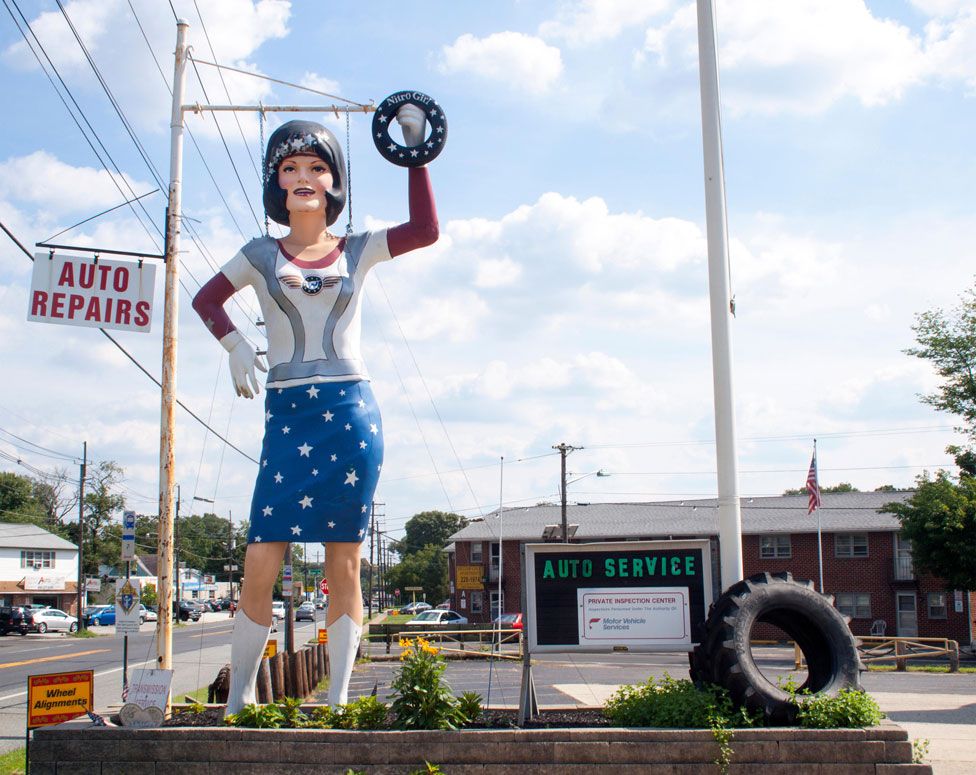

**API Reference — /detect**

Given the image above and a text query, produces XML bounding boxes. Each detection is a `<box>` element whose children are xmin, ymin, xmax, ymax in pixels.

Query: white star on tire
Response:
<box><xmin>345</xmin><ymin>470</ymin><xmax>359</xmax><ymax>486</ymax></box>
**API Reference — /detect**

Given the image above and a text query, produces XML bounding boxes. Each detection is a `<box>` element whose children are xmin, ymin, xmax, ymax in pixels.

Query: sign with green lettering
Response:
<box><xmin>524</xmin><ymin>540</ymin><xmax>713</xmax><ymax>653</ymax></box>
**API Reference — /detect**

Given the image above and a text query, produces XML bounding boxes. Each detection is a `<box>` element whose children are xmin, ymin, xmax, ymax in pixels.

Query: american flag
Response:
<box><xmin>806</xmin><ymin>448</ymin><xmax>821</xmax><ymax>514</ymax></box>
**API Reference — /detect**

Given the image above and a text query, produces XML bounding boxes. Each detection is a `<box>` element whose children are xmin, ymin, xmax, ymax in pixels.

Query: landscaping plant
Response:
<box><xmin>390</xmin><ymin>637</ymin><xmax>470</xmax><ymax>730</ymax></box>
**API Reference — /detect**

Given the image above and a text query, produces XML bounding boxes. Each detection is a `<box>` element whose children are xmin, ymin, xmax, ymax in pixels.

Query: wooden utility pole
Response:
<box><xmin>157</xmin><ymin>19</ymin><xmax>189</xmax><ymax>687</ymax></box>
<box><xmin>552</xmin><ymin>443</ymin><xmax>579</xmax><ymax>542</ymax></box>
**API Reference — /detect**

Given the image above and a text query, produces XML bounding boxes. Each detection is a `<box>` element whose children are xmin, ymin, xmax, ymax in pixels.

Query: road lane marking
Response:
<box><xmin>190</xmin><ymin>628</ymin><xmax>233</xmax><ymax>638</ymax></box>
<box><xmin>0</xmin><ymin>648</ymin><xmax>110</xmax><ymax>670</ymax></box>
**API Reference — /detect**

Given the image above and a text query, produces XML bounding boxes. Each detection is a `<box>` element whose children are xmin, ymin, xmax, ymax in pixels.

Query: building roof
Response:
<box><xmin>448</xmin><ymin>491</ymin><xmax>914</xmax><ymax>542</ymax></box>
<box><xmin>0</xmin><ymin>522</ymin><xmax>78</xmax><ymax>551</ymax></box>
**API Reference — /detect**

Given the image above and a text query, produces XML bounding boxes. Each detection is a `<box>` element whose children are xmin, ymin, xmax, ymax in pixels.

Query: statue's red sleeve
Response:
<box><xmin>386</xmin><ymin>167</ymin><xmax>439</xmax><ymax>257</ymax></box>
<box><xmin>192</xmin><ymin>272</ymin><xmax>237</xmax><ymax>341</ymax></box>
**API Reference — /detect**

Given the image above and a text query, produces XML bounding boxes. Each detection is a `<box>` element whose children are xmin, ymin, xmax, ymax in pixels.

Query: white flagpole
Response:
<box><xmin>697</xmin><ymin>0</ymin><xmax>743</xmax><ymax>590</ymax></box>
<box><xmin>497</xmin><ymin>456</ymin><xmax>504</xmax><ymax>617</ymax></box>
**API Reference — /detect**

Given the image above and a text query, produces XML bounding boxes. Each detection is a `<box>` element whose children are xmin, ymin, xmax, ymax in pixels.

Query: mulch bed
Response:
<box><xmin>160</xmin><ymin>707</ymin><xmax>611</xmax><ymax>729</ymax></box>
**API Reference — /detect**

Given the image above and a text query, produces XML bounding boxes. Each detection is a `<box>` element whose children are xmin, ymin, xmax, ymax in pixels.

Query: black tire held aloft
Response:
<box><xmin>689</xmin><ymin>571</ymin><xmax>862</xmax><ymax>725</ymax></box>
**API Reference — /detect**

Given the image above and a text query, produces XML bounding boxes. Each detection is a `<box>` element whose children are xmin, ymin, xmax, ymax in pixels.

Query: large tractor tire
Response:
<box><xmin>689</xmin><ymin>571</ymin><xmax>862</xmax><ymax>725</ymax></box>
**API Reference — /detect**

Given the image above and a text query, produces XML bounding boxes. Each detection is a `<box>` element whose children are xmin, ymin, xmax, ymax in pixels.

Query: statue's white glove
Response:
<box><xmin>220</xmin><ymin>331</ymin><xmax>268</xmax><ymax>399</ymax></box>
<box><xmin>396</xmin><ymin>103</ymin><xmax>426</xmax><ymax>147</ymax></box>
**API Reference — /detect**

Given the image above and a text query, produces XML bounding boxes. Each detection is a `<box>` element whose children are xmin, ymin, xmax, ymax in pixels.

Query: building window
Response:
<box><xmin>835</xmin><ymin>534</ymin><xmax>868</xmax><ymax>558</ymax></box>
<box><xmin>759</xmin><ymin>535</ymin><xmax>791</xmax><ymax>559</ymax></box>
<box><xmin>21</xmin><ymin>550</ymin><xmax>55</xmax><ymax>569</ymax></box>
<box><xmin>835</xmin><ymin>593</ymin><xmax>871</xmax><ymax>619</ymax></box>
<box><xmin>470</xmin><ymin>542</ymin><xmax>483</xmax><ymax>563</ymax></box>
<box><xmin>471</xmin><ymin>591</ymin><xmax>483</xmax><ymax>614</ymax></box>
<box><xmin>927</xmin><ymin>592</ymin><xmax>947</xmax><ymax>619</ymax></box>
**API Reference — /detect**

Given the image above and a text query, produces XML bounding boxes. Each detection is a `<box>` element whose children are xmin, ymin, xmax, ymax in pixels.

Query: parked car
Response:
<box><xmin>174</xmin><ymin>601</ymin><xmax>203</xmax><ymax>622</ymax></box>
<box><xmin>271</xmin><ymin>600</ymin><xmax>285</xmax><ymax>631</ymax></box>
<box><xmin>435</xmin><ymin>600</ymin><xmax>451</xmax><ymax>610</ymax></box>
<box><xmin>295</xmin><ymin>602</ymin><xmax>316</xmax><ymax>621</ymax></box>
<box><xmin>399</xmin><ymin>601</ymin><xmax>432</xmax><ymax>615</ymax></box>
<box><xmin>33</xmin><ymin>608</ymin><xmax>78</xmax><ymax>633</ymax></box>
<box><xmin>492</xmin><ymin>612</ymin><xmax>523</xmax><ymax>630</ymax></box>
<box><xmin>86</xmin><ymin>606</ymin><xmax>115</xmax><ymax>626</ymax></box>
<box><xmin>406</xmin><ymin>609</ymin><xmax>468</xmax><ymax>627</ymax></box>
<box><xmin>139</xmin><ymin>604</ymin><xmax>157</xmax><ymax>623</ymax></box>
<box><xmin>0</xmin><ymin>606</ymin><xmax>34</xmax><ymax>635</ymax></box>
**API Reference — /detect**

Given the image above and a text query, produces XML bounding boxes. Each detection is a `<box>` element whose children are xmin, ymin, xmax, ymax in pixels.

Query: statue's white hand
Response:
<box><xmin>227</xmin><ymin>339</ymin><xmax>268</xmax><ymax>399</ymax></box>
<box><xmin>396</xmin><ymin>103</ymin><xmax>426</xmax><ymax>147</ymax></box>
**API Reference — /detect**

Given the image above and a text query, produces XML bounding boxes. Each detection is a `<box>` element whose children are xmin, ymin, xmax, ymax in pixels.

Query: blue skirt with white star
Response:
<box><xmin>247</xmin><ymin>380</ymin><xmax>383</xmax><ymax>544</ymax></box>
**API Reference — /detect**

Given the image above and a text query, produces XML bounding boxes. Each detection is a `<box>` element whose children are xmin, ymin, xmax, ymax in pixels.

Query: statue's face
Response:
<box><xmin>278</xmin><ymin>153</ymin><xmax>333</xmax><ymax>217</ymax></box>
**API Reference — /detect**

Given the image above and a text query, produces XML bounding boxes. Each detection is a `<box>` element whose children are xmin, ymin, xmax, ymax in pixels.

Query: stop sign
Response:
<box><xmin>319</xmin><ymin>578</ymin><xmax>329</xmax><ymax>595</ymax></box>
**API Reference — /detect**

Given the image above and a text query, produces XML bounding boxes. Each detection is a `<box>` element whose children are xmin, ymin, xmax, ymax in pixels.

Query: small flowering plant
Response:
<box><xmin>390</xmin><ymin>637</ymin><xmax>475</xmax><ymax>730</ymax></box>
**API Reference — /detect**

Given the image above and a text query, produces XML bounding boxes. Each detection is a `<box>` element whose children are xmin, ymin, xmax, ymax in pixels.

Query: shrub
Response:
<box><xmin>603</xmin><ymin>674</ymin><xmax>759</xmax><ymax>729</ymax></box>
<box><xmin>311</xmin><ymin>695</ymin><xmax>389</xmax><ymax>729</ymax></box>
<box><xmin>458</xmin><ymin>691</ymin><xmax>483</xmax><ymax>724</ymax></box>
<box><xmin>795</xmin><ymin>688</ymin><xmax>884</xmax><ymax>729</ymax></box>
<box><xmin>390</xmin><ymin>637</ymin><xmax>468</xmax><ymax>730</ymax></box>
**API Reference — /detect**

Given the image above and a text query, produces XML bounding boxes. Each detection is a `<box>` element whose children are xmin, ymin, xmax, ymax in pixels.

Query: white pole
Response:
<box><xmin>497</xmin><ymin>456</ymin><xmax>504</xmax><ymax>618</ymax></box>
<box><xmin>157</xmin><ymin>19</ymin><xmax>189</xmax><ymax>687</ymax></box>
<box><xmin>696</xmin><ymin>0</ymin><xmax>743</xmax><ymax>592</ymax></box>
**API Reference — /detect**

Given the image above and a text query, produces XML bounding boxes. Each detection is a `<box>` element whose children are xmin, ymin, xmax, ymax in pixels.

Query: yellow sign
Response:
<box><xmin>28</xmin><ymin>670</ymin><xmax>93</xmax><ymax>729</ymax></box>
<box><xmin>317</xmin><ymin>628</ymin><xmax>328</xmax><ymax>644</ymax></box>
<box><xmin>456</xmin><ymin>565</ymin><xmax>484</xmax><ymax>590</ymax></box>
<box><xmin>263</xmin><ymin>640</ymin><xmax>277</xmax><ymax>659</ymax></box>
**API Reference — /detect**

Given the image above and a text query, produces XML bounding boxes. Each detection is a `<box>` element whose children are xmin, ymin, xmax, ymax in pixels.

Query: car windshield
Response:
<box><xmin>414</xmin><ymin>611</ymin><xmax>439</xmax><ymax>621</ymax></box>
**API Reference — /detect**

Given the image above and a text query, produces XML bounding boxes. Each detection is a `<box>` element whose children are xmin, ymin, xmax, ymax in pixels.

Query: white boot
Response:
<box><xmin>327</xmin><ymin>614</ymin><xmax>362</xmax><ymax>706</ymax></box>
<box><xmin>224</xmin><ymin>610</ymin><xmax>271</xmax><ymax>716</ymax></box>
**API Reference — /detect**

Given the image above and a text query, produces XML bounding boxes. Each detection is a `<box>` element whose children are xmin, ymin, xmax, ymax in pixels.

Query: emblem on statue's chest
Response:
<box><xmin>278</xmin><ymin>272</ymin><xmax>341</xmax><ymax>295</ymax></box>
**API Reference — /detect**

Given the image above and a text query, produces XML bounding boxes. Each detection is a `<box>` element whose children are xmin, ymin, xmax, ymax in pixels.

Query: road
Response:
<box><xmin>0</xmin><ymin>612</ymin><xmax>326</xmax><ymax>754</ymax></box>
<box><xmin>3</xmin><ymin>621</ymin><xmax>972</xmax><ymax>774</ymax></box>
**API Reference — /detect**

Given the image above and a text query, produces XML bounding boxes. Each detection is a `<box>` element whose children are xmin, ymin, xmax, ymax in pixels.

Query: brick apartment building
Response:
<box><xmin>445</xmin><ymin>491</ymin><xmax>975</xmax><ymax>647</ymax></box>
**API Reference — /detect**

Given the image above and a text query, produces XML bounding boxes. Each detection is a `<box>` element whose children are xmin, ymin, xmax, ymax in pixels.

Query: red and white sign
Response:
<box><xmin>28</xmin><ymin>253</ymin><xmax>155</xmax><ymax>333</ymax></box>
<box><xmin>319</xmin><ymin>578</ymin><xmax>329</xmax><ymax>595</ymax></box>
<box><xmin>577</xmin><ymin>587</ymin><xmax>691</xmax><ymax>648</ymax></box>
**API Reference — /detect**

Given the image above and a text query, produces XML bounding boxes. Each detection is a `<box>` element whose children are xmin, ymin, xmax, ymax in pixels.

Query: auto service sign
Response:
<box><xmin>524</xmin><ymin>540</ymin><xmax>713</xmax><ymax>653</ymax></box>
<box><xmin>27</xmin><ymin>670</ymin><xmax>93</xmax><ymax>728</ymax></box>
<box><xmin>28</xmin><ymin>253</ymin><xmax>155</xmax><ymax>333</ymax></box>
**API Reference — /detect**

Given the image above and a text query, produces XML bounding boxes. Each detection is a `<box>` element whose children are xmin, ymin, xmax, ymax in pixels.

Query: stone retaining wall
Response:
<box><xmin>30</xmin><ymin>718</ymin><xmax>930</xmax><ymax>774</ymax></box>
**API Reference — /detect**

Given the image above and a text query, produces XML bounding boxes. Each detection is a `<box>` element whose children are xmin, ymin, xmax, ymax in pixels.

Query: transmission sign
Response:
<box><xmin>524</xmin><ymin>540</ymin><xmax>713</xmax><ymax>653</ymax></box>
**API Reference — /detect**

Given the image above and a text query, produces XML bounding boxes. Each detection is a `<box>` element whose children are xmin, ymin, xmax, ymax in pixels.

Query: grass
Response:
<box><xmin>70</xmin><ymin>628</ymin><xmax>99</xmax><ymax>638</ymax></box>
<box><xmin>0</xmin><ymin>747</ymin><xmax>24</xmax><ymax>775</ymax></box>
<box><xmin>182</xmin><ymin>685</ymin><xmax>211</xmax><ymax>703</ymax></box>
<box><xmin>866</xmin><ymin>664</ymin><xmax>976</xmax><ymax>673</ymax></box>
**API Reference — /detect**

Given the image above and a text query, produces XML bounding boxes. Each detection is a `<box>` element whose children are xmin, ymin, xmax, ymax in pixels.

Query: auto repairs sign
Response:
<box><xmin>27</xmin><ymin>670</ymin><xmax>93</xmax><ymax>728</ymax></box>
<box><xmin>28</xmin><ymin>253</ymin><xmax>155</xmax><ymax>333</ymax></box>
<box><xmin>524</xmin><ymin>540</ymin><xmax>713</xmax><ymax>653</ymax></box>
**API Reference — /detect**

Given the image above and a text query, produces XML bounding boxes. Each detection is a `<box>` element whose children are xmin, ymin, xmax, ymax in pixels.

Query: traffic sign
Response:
<box><xmin>317</xmin><ymin>628</ymin><xmax>328</xmax><ymax>644</ymax></box>
<box><xmin>319</xmin><ymin>578</ymin><xmax>328</xmax><ymax>595</ymax></box>
<box><xmin>263</xmin><ymin>640</ymin><xmax>277</xmax><ymax>659</ymax></box>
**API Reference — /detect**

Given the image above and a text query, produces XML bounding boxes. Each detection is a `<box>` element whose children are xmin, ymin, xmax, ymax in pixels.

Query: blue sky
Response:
<box><xmin>0</xmin><ymin>0</ymin><xmax>973</xmax><ymax>543</ymax></box>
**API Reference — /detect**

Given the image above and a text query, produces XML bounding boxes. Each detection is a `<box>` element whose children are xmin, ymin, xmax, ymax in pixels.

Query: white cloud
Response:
<box><xmin>474</xmin><ymin>257</ymin><xmax>522</xmax><ymax>288</ymax></box>
<box><xmin>438</xmin><ymin>32</ymin><xmax>563</xmax><ymax>95</ymax></box>
<box><xmin>0</xmin><ymin>151</ymin><xmax>152</xmax><ymax>214</ymax></box>
<box><xmin>642</xmin><ymin>0</ymin><xmax>929</xmax><ymax>115</ymax></box>
<box><xmin>392</xmin><ymin>290</ymin><xmax>489</xmax><ymax>343</ymax></box>
<box><xmin>3</xmin><ymin>0</ymin><xmax>291</xmax><ymax>133</ymax></box>
<box><xmin>540</xmin><ymin>0</ymin><xmax>673</xmax><ymax>46</ymax></box>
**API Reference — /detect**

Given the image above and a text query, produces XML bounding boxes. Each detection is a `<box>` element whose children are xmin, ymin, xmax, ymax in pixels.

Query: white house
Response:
<box><xmin>0</xmin><ymin>522</ymin><xmax>79</xmax><ymax>614</ymax></box>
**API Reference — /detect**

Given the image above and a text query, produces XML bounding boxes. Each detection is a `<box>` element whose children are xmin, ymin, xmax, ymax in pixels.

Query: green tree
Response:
<box><xmin>81</xmin><ymin>461</ymin><xmax>125</xmax><ymax>574</ymax></box>
<box><xmin>884</xmin><ymin>472</ymin><xmax>976</xmax><ymax>590</ymax></box>
<box><xmin>906</xmin><ymin>285</ymin><xmax>976</xmax><ymax>437</ymax></box>
<box><xmin>141</xmin><ymin>582</ymin><xmax>158</xmax><ymax>608</ymax></box>
<box><xmin>385</xmin><ymin>544</ymin><xmax>449</xmax><ymax>604</ymax></box>
<box><xmin>0</xmin><ymin>472</ymin><xmax>48</xmax><ymax>526</ymax></box>
<box><xmin>400</xmin><ymin>511</ymin><xmax>468</xmax><ymax>557</ymax></box>
<box><xmin>782</xmin><ymin>482</ymin><xmax>858</xmax><ymax>496</ymax></box>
